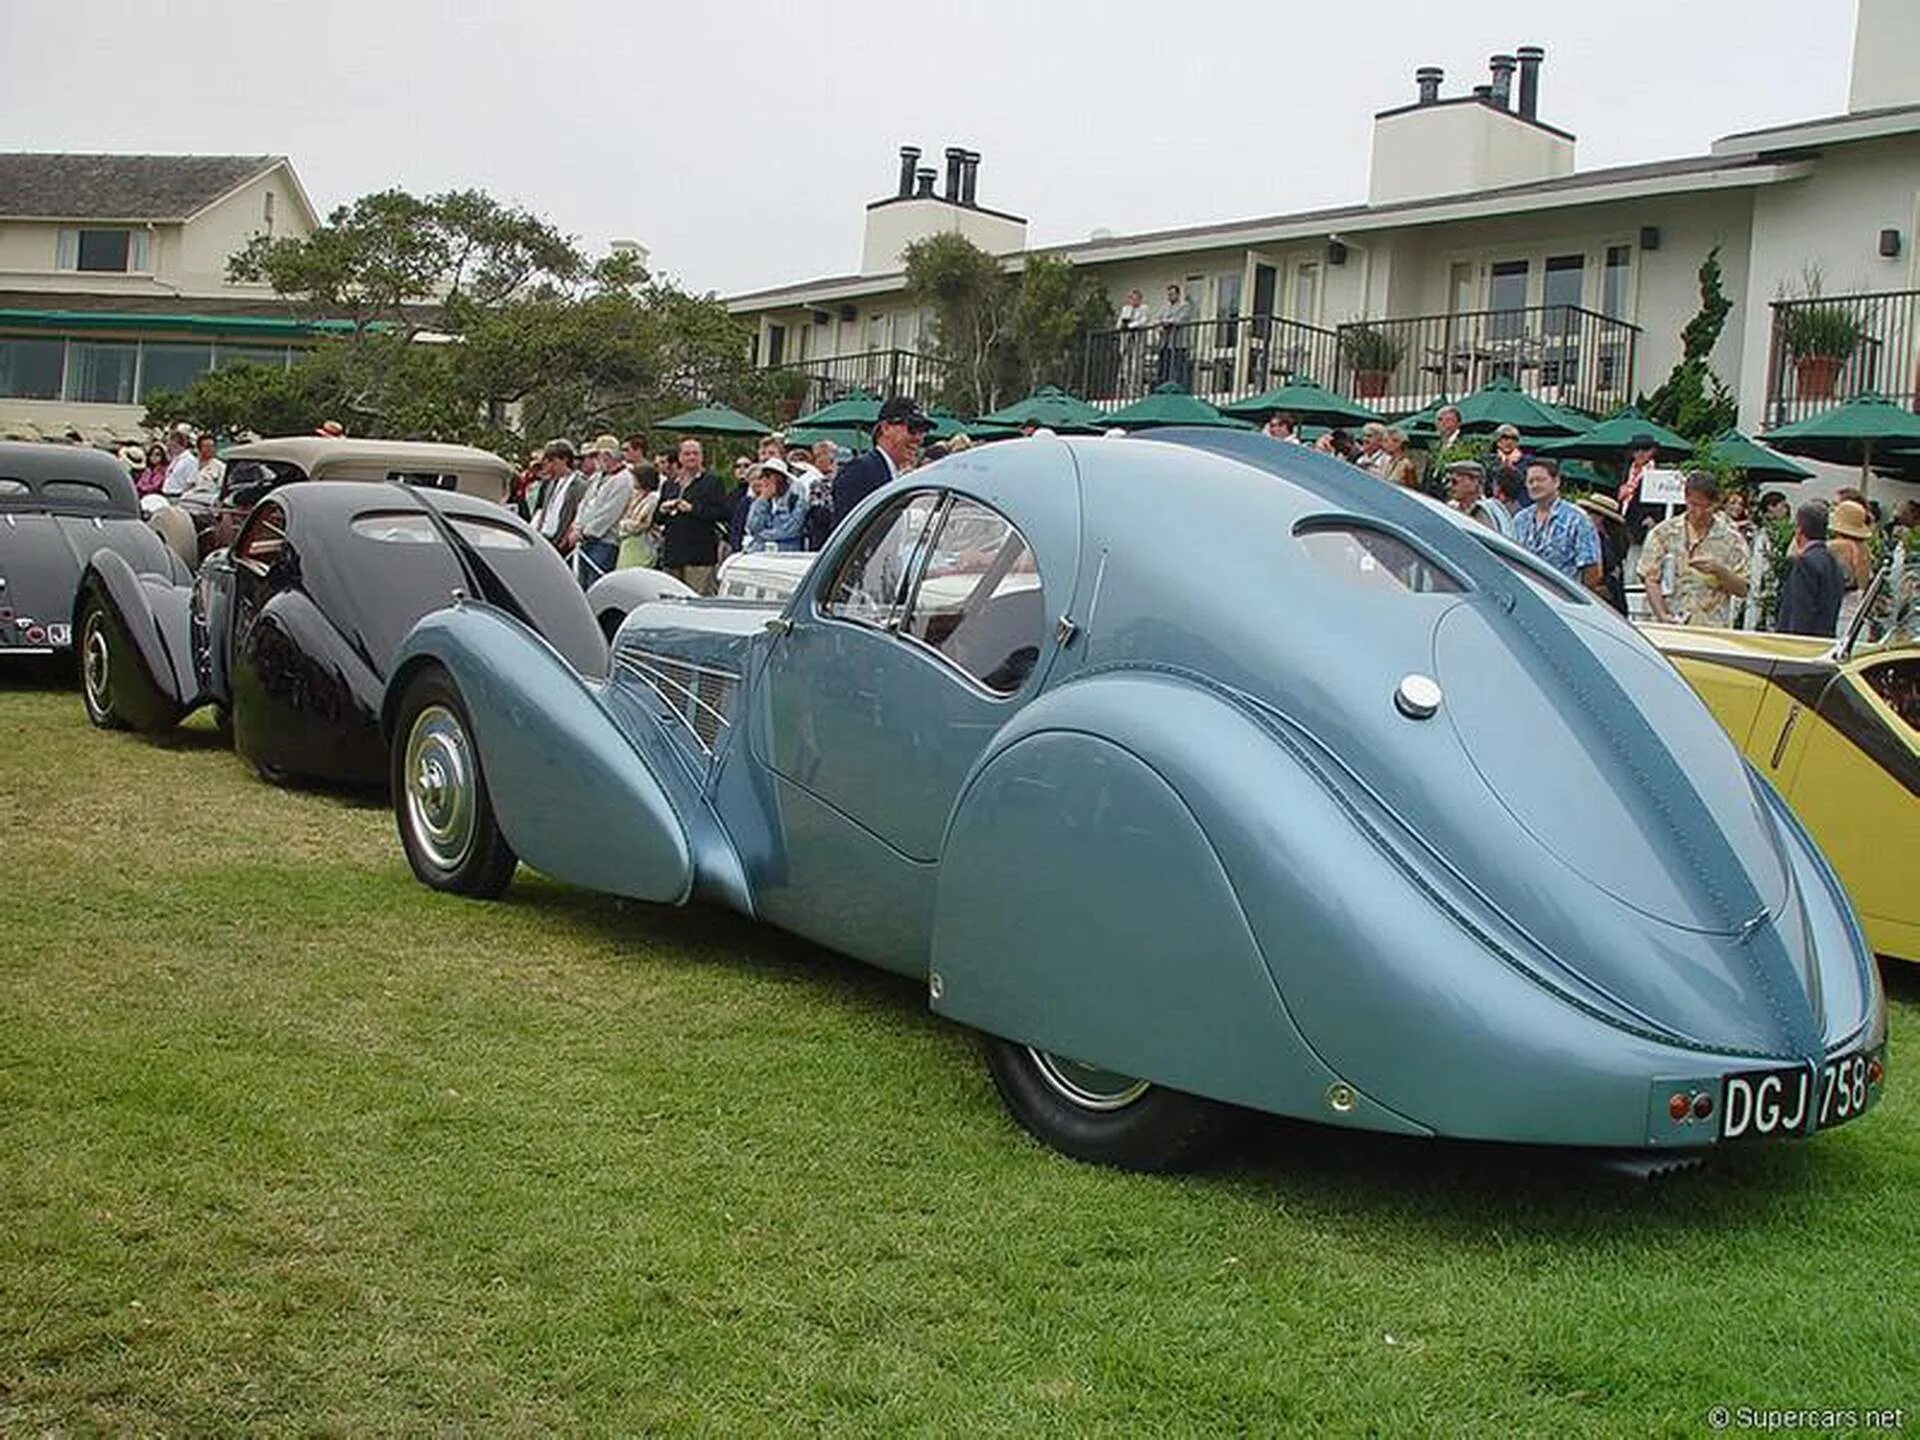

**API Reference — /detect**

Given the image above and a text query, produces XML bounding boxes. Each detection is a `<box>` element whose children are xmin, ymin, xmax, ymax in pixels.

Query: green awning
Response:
<box><xmin>0</xmin><ymin>308</ymin><xmax>357</xmax><ymax>338</ymax></box>
<box><xmin>792</xmin><ymin>390</ymin><xmax>882</xmax><ymax>430</ymax></box>
<box><xmin>1446</xmin><ymin>376</ymin><xmax>1591</xmax><ymax>438</ymax></box>
<box><xmin>1765</xmin><ymin>394</ymin><xmax>1920</xmax><ymax>483</ymax></box>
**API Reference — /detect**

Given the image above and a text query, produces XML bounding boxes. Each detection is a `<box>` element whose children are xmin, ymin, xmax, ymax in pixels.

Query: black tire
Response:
<box><xmin>77</xmin><ymin>598</ymin><xmax>125</xmax><ymax>730</ymax></box>
<box><xmin>983</xmin><ymin>1037</ymin><xmax>1240</xmax><ymax>1173</ymax></box>
<box><xmin>390</xmin><ymin>666</ymin><xmax>517</xmax><ymax>898</ymax></box>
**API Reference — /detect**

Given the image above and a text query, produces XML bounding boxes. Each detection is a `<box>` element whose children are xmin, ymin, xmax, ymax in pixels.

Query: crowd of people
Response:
<box><xmin>1258</xmin><ymin>410</ymin><xmax>1913</xmax><ymax>638</ymax></box>
<box><xmin>510</xmin><ymin>395</ymin><xmax>943</xmax><ymax>595</ymax></box>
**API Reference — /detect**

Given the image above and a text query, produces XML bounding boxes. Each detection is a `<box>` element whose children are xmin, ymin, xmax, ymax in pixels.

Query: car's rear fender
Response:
<box><xmin>385</xmin><ymin>603</ymin><xmax>698</xmax><ymax>906</ymax></box>
<box><xmin>74</xmin><ymin>548</ymin><xmax>195</xmax><ymax>730</ymax></box>
<box><xmin>930</xmin><ymin>670</ymin><xmax>1803</xmax><ymax>1147</ymax></box>
<box><xmin>230</xmin><ymin>587</ymin><xmax>387</xmax><ymax>785</ymax></box>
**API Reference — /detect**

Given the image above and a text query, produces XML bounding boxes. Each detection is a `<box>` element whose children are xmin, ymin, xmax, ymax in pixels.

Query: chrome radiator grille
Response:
<box><xmin>617</xmin><ymin>648</ymin><xmax>739</xmax><ymax>756</ymax></box>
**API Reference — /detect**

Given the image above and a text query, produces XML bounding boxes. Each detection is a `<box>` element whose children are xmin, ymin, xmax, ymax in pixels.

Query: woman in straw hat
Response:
<box><xmin>1828</xmin><ymin>497</ymin><xmax>1876</xmax><ymax>636</ymax></box>
<box><xmin>1576</xmin><ymin>491</ymin><xmax>1631</xmax><ymax>616</ymax></box>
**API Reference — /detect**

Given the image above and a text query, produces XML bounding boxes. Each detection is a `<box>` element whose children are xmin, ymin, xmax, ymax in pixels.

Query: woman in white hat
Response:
<box><xmin>1828</xmin><ymin>498</ymin><xmax>1876</xmax><ymax>636</ymax></box>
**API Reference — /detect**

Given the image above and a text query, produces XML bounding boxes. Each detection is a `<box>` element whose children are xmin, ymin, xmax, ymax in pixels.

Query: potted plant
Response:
<box><xmin>1340</xmin><ymin>324</ymin><xmax>1405</xmax><ymax>399</ymax></box>
<box><xmin>1777</xmin><ymin>270</ymin><xmax>1864</xmax><ymax>401</ymax></box>
<box><xmin>1781</xmin><ymin>304</ymin><xmax>1863</xmax><ymax>400</ymax></box>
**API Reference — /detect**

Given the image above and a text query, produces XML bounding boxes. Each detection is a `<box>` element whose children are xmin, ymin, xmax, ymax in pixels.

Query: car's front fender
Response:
<box><xmin>386</xmin><ymin>602</ymin><xmax>694</xmax><ymax>905</ymax></box>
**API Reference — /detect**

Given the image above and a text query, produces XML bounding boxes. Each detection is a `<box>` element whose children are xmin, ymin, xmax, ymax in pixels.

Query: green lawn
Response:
<box><xmin>1</xmin><ymin>675</ymin><xmax>1915</xmax><ymax>1436</ymax></box>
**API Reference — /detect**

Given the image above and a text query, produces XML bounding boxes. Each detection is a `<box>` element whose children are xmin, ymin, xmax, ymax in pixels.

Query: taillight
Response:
<box><xmin>1667</xmin><ymin>1093</ymin><xmax>1691</xmax><ymax>1122</ymax></box>
<box><xmin>1869</xmin><ymin>1058</ymin><xmax>1885</xmax><ymax>1086</ymax></box>
<box><xmin>24</xmin><ymin>625</ymin><xmax>45</xmax><ymax>644</ymax></box>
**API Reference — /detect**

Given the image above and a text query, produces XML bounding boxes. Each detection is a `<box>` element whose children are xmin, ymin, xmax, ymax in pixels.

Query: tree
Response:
<box><xmin>904</xmin><ymin>234</ymin><xmax>1112</xmax><ymax>414</ymax></box>
<box><xmin>1639</xmin><ymin>246</ymin><xmax>1739</xmax><ymax>442</ymax></box>
<box><xmin>204</xmin><ymin>187</ymin><xmax>761</xmax><ymax>449</ymax></box>
<box><xmin>904</xmin><ymin>232</ymin><xmax>1012</xmax><ymax>414</ymax></box>
<box><xmin>141</xmin><ymin>359</ymin><xmax>346</xmax><ymax>439</ymax></box>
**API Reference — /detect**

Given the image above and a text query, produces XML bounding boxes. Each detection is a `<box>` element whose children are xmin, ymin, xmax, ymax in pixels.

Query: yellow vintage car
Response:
<box><xmin>1647</xmin><ymin>568</ymin><xmax>1919</xmax><ymax>964</ymax></box>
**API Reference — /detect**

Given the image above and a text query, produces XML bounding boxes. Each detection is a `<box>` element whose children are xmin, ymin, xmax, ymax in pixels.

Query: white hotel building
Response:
<box><xmin>725</xmin><ymin>0</ymin><xmax>1920</xmax><ymax>462</ymax></box>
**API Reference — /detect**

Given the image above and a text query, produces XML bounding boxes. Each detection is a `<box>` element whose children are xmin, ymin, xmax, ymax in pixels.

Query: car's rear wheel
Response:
<box><xmin>983</xmin><ymin>1038</ymin><xmax>1239</xmax><ymax>1172</ymax></box>
<box><xmin>391</xmin><ymin>667</ymin><xmax>517</xmax><ymax>898</ymax></box>
<box><xmin>78</xmin><ymin>600</ymin><xmax>124</xmax><ymax>730</ymax></box>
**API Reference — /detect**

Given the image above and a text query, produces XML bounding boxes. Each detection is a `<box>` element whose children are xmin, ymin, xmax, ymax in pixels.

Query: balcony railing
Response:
<box><xmin>1073</xmin><ymin>316</ymin><xmax>1341</xmax><ymax>409</ymax></box>
<box><xmin>1766</xmin><ymin>289</ymin><xmax>1920</xmax><ymax>427</ymax></box>
<box><xmin>766</xmin><ymin>348</ymin><xmax>952</xmax><ymax>421</ymax></box>
<box><xmin>1329</xmin><ymin>305</ymin><xmax>1639</xmax><ymax>418</ymax></box>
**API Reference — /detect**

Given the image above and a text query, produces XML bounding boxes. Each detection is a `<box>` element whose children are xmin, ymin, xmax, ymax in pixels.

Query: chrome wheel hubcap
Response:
<box><xmin>1027</xmin><ymin>1048</ymin><xmax>1150</xmax><ymax>1111</ymax></box>
<box><xmin>82</xmin><ymin>617</ymin><xmax>112</xmax><ymax>717</ymax></box>
<box><xmin>403</xmin><ymin>704</ymin><xmax>477</xmax><ymax>872</ymax></box>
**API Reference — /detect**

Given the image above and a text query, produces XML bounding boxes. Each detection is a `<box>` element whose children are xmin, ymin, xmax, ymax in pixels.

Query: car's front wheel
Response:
<box><xmin>983</xmin><ymin>1038</ymin><xmax>1239</xmax><ymax>1172</ymax></box>
<box><xmin>78</xmin><ymin>599</ymin><xmax>124</xmax><ymax>730</ymax></box>
<box><xmin>391</xmin><ymin>667</ymin><xmax>517</xmax><ymax>898</ymax></box>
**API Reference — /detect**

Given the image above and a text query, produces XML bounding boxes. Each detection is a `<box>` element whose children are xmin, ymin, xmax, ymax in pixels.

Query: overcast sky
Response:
<box><xmin>3</xmin><ymin>0</ymin><xmax>1858</xmax><ymax>297</ymax></box>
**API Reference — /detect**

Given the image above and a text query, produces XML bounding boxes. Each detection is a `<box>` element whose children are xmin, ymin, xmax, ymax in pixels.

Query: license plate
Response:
<box><xmin>1721</xmin><ymin>1050</ymin><xmax>1878</xmax><ymax>1140</ymax></box>
<box><xmin>46</xmin><ymin>622</ymin><xmax>70</xmax><ymax>647</ymax></box>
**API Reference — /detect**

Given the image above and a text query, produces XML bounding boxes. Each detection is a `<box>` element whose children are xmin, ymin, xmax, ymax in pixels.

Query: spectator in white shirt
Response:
<box><xmin>160</xmin><ymin>429</ymin><xmax>200</xmax><ymax>497</ymax></box>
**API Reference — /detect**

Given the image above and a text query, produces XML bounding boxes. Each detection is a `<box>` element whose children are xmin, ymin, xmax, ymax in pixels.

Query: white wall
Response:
<box><xmin>1734</xmin><ymin>135</ymin><xmax>1920</xmax><ymax>426</ymax></box>
<box><xmin>1849</xmin><ymin>0</ymin><xmax>1920</xmax><ymax>113</ymax></box>
<box><xmin>176</xmin><ymin>168</ymin><xmax>313</xmax><ymax>296</ymax></box>
<box><xmin>1369</xmin><ymin>103</ymin><xmax>1574</xmax><ymax>206</ymax></box>
<box><xmin>860</xmin><ymin>198</ymin><xmax>1026</xmax><ymax>275</ymax></box>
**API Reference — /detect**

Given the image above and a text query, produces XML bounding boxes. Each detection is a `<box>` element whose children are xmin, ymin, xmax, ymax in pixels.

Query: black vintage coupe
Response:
<box><xmin>0</xmin><ymin>442</ymin><xmax>186</xmax><ymax>659</ymax></box>
<box><xmin>75</xmin><ymin>480</ymin><xmax>604</xmax><ymax>786</ymax></box>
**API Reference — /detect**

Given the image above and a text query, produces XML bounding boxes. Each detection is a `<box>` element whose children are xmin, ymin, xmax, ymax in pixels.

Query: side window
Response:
<box><xmin>901</xmin><ymin>498</ymin><xmax>1044</xmax><ymax>695</ymax></box>
<box><xmin>233</xmin><ymin>501</ymin><xmax>289</xmax><ymax>570</ymax></box>
<box><xmin>820</xmin><ymin>490</ymin><xmax>941</xmax><ymax>629</ymax></box>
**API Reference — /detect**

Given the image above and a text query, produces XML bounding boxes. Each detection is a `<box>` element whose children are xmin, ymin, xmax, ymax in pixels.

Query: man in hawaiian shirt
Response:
<box><xmin>1637</xmin><ymin>471</ymin><xmax>1750</xmax><ymax>627</ymax></box>
<box><xmin>1511</xmin><ymin>458</ymin><xmax>1606</xmax><ymax>599</ymax></box>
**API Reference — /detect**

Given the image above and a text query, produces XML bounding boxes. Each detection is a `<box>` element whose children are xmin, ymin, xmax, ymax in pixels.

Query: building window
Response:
<box><xmin>139</xmin><ymin>341</ymin><xmax>216</xmax><ymax>399</ymax></box>
<box><xmin>1289</xmin><ymin>262</ymin><xmax>1320</xmax><ymax>322</ymax></box>
<box><xmin>766</xmin><ymin>323</ymin><xmax>786</xmax><ymax>368</ymax></box>
<box><xmin>1488</xmin><ymin>260</ymin><xmax>1530</xmax><ymax>339</ymax></box>
<box><xmin>0</xmin><ymin>337</ymin><xmax>65</xmax><ymax>399</ymax></box>
<box><xmin>865</xmin><ymin>313</ymin><xmax>889</xmax><ymax>352</ymax></box>
<box><xmin>263</xmin><ymin>191</ymin><xmax>276</xmax><ymax>234</ymax></box>
<box><xmin>1602</xmin><ymin>244</ymin><xmax>1632</xmax><ymax>319</ymax></box>
<box><xmin>66</xmin><ymin>341</ymin><xmax>139</xmax><ymax>403</ymax></box>
<box><xmin>215</xmin><ymin>344</ymin><xmax>292</xmax><ymax>371</ymax></box>
<box><xmin>57</xmin><ymin>228</ymin><xmax>151</xmax><ymax>274</ymax></box>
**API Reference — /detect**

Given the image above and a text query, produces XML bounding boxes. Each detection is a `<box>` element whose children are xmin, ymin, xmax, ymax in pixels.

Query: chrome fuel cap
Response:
<box><xmin>1394</xmin><ymin>673</ymin><xmax>1443</xmax><ymax>719</ymax></box>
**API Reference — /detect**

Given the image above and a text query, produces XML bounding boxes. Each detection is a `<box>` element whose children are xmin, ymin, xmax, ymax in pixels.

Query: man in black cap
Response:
<box><xmin>1616</xmin><ymin>432</ymin><xmax>1663</xmax><ymax>540</ymax></box>
<box><xmin>831</xmin><ymin>395</ymin><xmax>932</xmax><ymax>532</ymax></box>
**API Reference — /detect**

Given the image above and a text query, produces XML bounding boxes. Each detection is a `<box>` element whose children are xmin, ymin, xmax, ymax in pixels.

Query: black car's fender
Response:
<box><xmin>230</xmin><ymin>586</ymin><xmax>387</xmax><ymax>786</ymax></box>
<box><xmin>73</xmin><ymin>549</ymin><xmax>196</xmax><ymax>731</ymax></box>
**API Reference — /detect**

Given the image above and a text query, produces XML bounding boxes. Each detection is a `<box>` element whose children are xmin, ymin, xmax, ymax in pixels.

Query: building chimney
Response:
<box><xmin>959</xmin><ymin>151</ymin><xmax>980</xmax><ymax>206</ymax></box>
<box><xmin>1414</xmin><ymin>66</ymin><xmax>1443</xmax><ymax>105</ymax></box>
<box><xmin>1471</xmin><ymin>83</ymin><xmax>1493</xmax><ymax>103</ymax></box>
<box><xmin>943</xmin><ymin>147</ymin><xmax>966</xmax><ymax>202</ymax></box>
<box><xmin>1516</xmin><ymin>45</ymin><xmax>1544</xmax><ymax>120</ymax></box>
<box><xmin>914</xmin><ymin>167</ymin><xmax>937</xmax><ymax>198</ymax></box>
<box><xmin>1489</xmin><ymin>54</ymin><xmax>1516</xmax><ymax>111</ymax></box>
<box><xmin>896</xmin><ymin>145</ymin><xmax>921</xmax><ymax>198</ymax></box>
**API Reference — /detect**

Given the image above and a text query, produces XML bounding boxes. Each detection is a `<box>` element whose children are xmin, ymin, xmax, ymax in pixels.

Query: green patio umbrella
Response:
<box><xmin>657</xmin><ymin>402</ymin><xmax>771</xmax><ymax>438</ymax></box>
<box><xmin>791</xmin><ymin>389</ymin><xmax>882</xmax><ymax>430</ymax></box>
<box><xmin>1765</xmin><ymin>393</ymin><xmax>1920</xmax><ymax>490</ymax></box>
<box><xmin>1536</xmin><ymin>405</ymin><xmax>1691</xmax><ymax>462</ymax></box>
<box><xmin>1448</xmin><ymin>376</ymin><xmax>1591</xmax><ymax>439</ymax></box>
<box><xmin>1702</xmin><ymin>428</ymin><xmax>1813</xmax><ymax>483</ymax></box>
<box><xmin>1221</xmin><ymin>377</ymin><xmax>1380</xmax><ymax>429</ymax></box>
<box><xmin>786</xmin><ymin>423</ymin><xmax>871</xmax><ymax>454</ymax></box>
<box><xmin>1105</xmin><ymin>383</ymin><xmax>1250</xmax><ymax>431</ymax></box>
<box><xmin>924</xmin><ymin>405</ymin><xmax>1017</xmax><ymax>442</ymax></box>
<box><xmin>979</xmin><ymin>385</ymin><xmax>1109</xmax><ymax>434</ymax></box>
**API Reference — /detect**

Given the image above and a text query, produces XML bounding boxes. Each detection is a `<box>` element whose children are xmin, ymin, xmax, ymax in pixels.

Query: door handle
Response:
<box><xmin>764</xmin><ymin>616</ymin><xmax>794</xmax><ymax>636</ymax></box>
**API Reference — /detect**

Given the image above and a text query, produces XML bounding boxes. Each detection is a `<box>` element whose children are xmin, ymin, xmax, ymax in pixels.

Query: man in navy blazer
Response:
<box><xmin>831</xmin><ymin>395</ymin><xmax>933</xmax><ymax>533</ymax></box>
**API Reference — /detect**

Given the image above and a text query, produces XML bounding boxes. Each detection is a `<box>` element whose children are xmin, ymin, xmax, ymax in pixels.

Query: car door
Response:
<box><xmin>757</xmin><ymin>487</ymin><xmax>1055</xmax><ymax>862</ymax></box>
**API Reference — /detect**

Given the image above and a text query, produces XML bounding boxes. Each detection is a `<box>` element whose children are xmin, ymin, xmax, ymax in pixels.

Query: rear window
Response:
<box><xmin>351</xmin><ymin>512</ymin><xmax>438</xmax><ymax>544</ymax></box>
<box><xmin>449</xmin><ymin>516</ymin><xmax>530</xmax><ymax>550</ymax></box>
<box><xmin>1295</xmin><ymin>522</ymin><xmax>1463</xmax><ymax>595</ymax></box>
<box><xmin>43</xmin><ymin>480</ymin><xmax>110</xmax><ymax>505</ymax></box>
<box><xmin>388</xmin><ymin>470</ymin><xmax>459</xmax><ymax>491</ymax></box>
